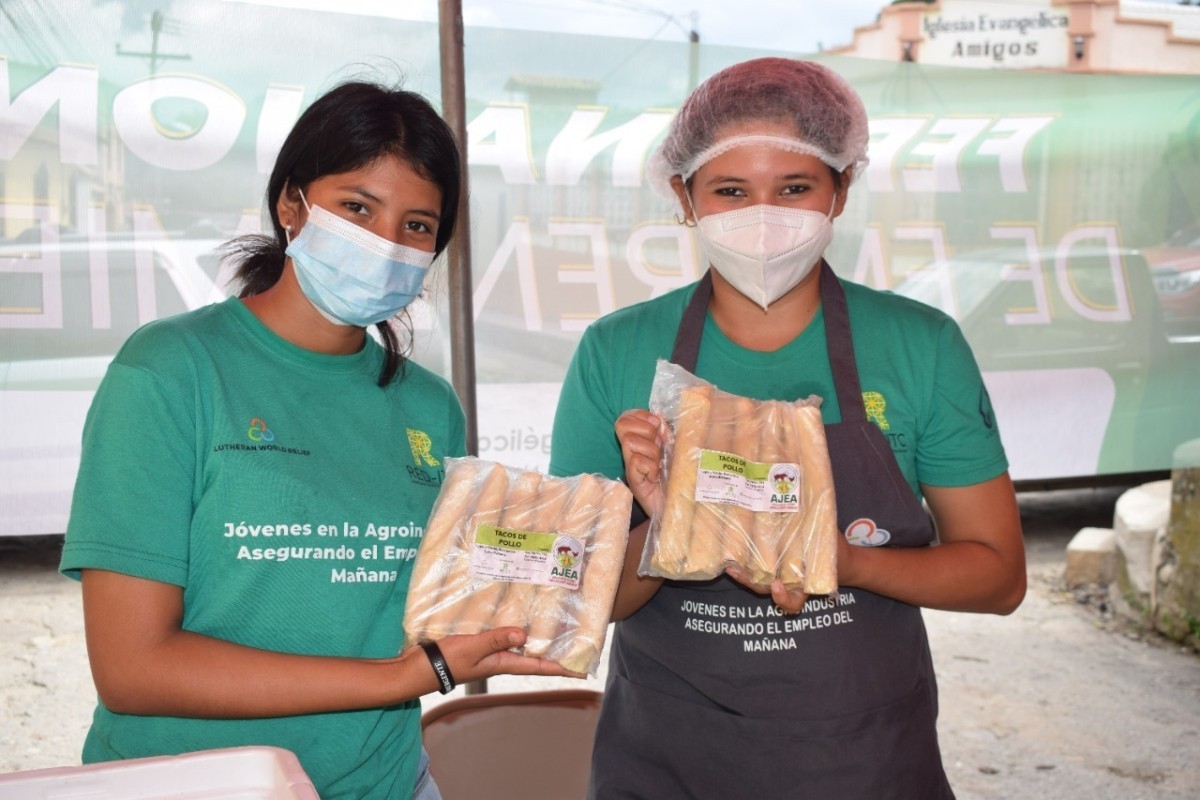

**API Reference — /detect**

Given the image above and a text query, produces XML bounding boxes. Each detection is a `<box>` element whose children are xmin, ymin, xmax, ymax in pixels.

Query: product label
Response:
<box><xmin>694</xmin><ymin>451</ymin><xmax>801</xmax><ymax>513</ymax></box>
<box><xmin>468</xmin><ymin>526</ymin><xmax>584</xmax><ymax>589</ymax></box>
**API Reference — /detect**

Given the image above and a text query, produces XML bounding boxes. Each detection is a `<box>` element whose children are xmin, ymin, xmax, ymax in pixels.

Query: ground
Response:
<box><xmin>2</xmin><ymin>486</ymin><xmax>1198</xmax><ymax>798</ymax></box>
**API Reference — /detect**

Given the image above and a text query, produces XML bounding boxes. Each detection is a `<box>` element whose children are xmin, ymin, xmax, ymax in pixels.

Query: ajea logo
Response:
<box><xmin>770</xmin><ymin>464</ymin><xmax>799</xmax><ymax>504</ymax></box>
<box><xmin>549</xmin><ymin>536</ymin><xmax>583</xmax><ymax>586</ymax></box>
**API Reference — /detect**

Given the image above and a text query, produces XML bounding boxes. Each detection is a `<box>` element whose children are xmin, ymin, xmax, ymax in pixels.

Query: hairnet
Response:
<box><xmin>646</xmin><ymin>58</ymin><xmax>870</xmax><ymax>198</ymax></box>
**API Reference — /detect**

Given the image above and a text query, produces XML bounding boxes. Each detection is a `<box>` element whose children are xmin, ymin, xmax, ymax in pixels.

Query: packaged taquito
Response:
<box><xmin>640</xmin><ymin>359</ymin><xmax>838</xmax><ymax>595</ymax></box>
<box><xmin>403</xmin><ymin>456</ymin><xmax>632</xmax><ymax>676</ymax></box>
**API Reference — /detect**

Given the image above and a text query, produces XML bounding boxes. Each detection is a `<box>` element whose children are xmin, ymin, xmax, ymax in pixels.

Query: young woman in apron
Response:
<box><xmin>549</xmin><ymin>57</ymin><xmax>1027</xmax><ymax>798</ymax></box>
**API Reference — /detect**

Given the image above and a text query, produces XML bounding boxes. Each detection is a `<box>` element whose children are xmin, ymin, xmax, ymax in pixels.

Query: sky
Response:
<box><xmin>246</xmin><ymin>0</ymin><xmax>897</xmax><ymax>54</ymax></box>
<box><xmin>444</xmin><ymin>0</ymin><xmax>887</xmax><ymax>53</ymax></box>
<box><xmin>246</xmin><ymin>0</ymin><xmax>1191</xmax><ymax>58</ymax></box>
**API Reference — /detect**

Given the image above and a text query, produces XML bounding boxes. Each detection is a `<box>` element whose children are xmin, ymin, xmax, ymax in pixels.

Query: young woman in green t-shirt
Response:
<box><xmin>63</xmin><ymin>80</ymin><xmax>576</xmax><ymax>799</ymax></box>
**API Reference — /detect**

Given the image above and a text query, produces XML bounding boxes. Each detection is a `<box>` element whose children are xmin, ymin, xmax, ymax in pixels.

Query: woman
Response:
<box><xmin>549</xmin><ymin>58</ymin><xmax>1027</xmax><ymax>798</ymax></box>
<box><xmin>60</xmin><ymin>80</ymin><xmax>574</xmax><ymax>799</ymax></box>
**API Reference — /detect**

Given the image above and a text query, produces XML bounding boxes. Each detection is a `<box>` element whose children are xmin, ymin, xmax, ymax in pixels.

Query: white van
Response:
<box><xmin>0</xmin><ymin>228</ymin><xmax>229</xmax><ymax>537</ymax></box>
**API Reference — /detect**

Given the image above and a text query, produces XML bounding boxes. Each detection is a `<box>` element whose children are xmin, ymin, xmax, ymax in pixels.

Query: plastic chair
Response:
<box><xmin>420</xmin><ymin>689</ymin><xmax>604</xmax><ymax>800</ymax></box>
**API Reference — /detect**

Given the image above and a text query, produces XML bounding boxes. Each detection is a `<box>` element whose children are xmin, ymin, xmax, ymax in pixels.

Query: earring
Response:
<box><xmin>674</xmin><ymin>212</ymin><xmax>696</xmax><ymax>228</ymax></box>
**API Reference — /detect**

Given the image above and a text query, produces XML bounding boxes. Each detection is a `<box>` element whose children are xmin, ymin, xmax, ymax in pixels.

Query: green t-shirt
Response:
<box><xmin>60</xmin><ymin>297</ymin><xmax>466</xmax><ymax>799</ymax></box>
<box><xmin>550</xmin><ymin>275</ymin><xmax>1007</xmax><ymax>494</ymax></box>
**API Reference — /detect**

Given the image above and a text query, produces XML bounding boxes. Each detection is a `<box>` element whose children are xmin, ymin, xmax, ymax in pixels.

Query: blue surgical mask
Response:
<box><xmin>285</xmin><ymin>194</ymin><xmax>434</xmax><ymax>327</ymax></box>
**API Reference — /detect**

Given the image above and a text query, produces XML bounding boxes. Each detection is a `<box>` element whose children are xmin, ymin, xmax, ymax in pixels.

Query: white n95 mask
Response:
<box><xmin>286</xmin><ymin>202</ymin><xmax>434</xmax><ymax>327</ymax></box>
<box><xmin>694</xmin><ymin>203</ymin><xmax>834</xmax><ymax>310</ymax></box>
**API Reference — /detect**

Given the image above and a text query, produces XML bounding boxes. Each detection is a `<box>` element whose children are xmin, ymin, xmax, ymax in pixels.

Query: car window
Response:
<box><xmin>896</xmin><ymin>250</ymin><xmax>1162</xmax><ymax>369</ymax></box>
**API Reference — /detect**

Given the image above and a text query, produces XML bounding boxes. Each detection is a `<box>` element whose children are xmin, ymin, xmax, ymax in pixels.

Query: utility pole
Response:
<box><xmin>116</xmin><ymin>10</ymin><xmax>190</xmax><ymax>75</ymax></box>
<box><xmin>687</xmin><ymin>12</ymin><xmax>700</xmax><ymax>93</ymax></box>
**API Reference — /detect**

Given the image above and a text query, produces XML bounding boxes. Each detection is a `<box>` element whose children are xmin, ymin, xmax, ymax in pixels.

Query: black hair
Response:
<box><xmin>220</xmin><ymin>79</ymin><xmax>462</xmax><ymax>386</ymax></box>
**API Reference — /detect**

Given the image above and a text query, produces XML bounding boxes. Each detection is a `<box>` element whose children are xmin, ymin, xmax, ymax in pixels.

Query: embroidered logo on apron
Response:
<box><xmin>845</xmin><ymin>517</ymin><xmax>891</xmax><ymax>546</ymax></box>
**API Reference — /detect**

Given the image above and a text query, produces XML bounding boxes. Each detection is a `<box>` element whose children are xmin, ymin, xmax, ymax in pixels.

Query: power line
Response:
<box><xmin>115</xmin><ymin>10</ymin><xmax>191</xmax><ymax>76</ymax></box>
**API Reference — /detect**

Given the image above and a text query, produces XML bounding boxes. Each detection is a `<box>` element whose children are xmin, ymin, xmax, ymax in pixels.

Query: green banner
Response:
<box><xmin>2</xmin><ymin>0</ymin><xmax>1198</xmax><ymax>536</ymax></box>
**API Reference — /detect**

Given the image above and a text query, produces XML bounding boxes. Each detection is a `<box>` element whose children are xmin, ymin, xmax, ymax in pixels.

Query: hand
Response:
<box><xmin>426</xmin><ymin>628</ymin><xmax>586</xmax><ymax>689</ymax></box>
<box><xmin>724</xmin><ymin>565</ymin><xmax>810</xmax><ymax>615</ymax></box>
<box><xmin>614</xmin><ymin>409</ymin><xmax>666</xmax><ymax>519</ymax></box>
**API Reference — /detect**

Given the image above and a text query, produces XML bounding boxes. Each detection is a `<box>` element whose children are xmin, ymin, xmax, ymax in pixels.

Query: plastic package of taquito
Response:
<box><xmin>402</xmin><ymin>456</ymin><xmax>632</xmax><ymax>676</ymax></box>
<box><xmin>639</xmin><ymin>359</ymin><xmax>838</xmax><ymax>595</ymax></box>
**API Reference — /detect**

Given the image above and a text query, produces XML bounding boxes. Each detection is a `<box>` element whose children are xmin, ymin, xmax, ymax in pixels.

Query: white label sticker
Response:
<box><xmin>467</xmin><ymin>526</ymin><xmax>584</xmax><ymax>590</ymax></box>
<box><xmin>693</xmin><ymin>450</ymin><xmax>800</xmax><ymax>513</ymax></box>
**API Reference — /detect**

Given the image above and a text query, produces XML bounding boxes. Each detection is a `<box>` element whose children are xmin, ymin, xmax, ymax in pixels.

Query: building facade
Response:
<box><xmin>828</xmin><ymin>0</ymin><xmax>1200</xmax><ymax>73</ymax></box>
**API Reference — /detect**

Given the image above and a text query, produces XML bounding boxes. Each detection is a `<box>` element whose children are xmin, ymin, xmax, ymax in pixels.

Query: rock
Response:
<box><xmin>1110</xmin><ymin>481</ymin><xmax>1171</xmax><ymax>625</ymax></box>
<box><xmin>1152</xmin><ymin>440</ymin><xmax>1200</xmax><ymax>649</ymax></box>
<box><xmin>1064</xmin><ymin>527</ymin><xmax>1116</xmax><ymax>588</ymax></box>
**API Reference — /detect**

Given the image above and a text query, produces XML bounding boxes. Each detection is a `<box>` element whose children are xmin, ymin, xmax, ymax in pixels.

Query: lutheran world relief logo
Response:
<box><xmin>247</xmin><ymin>417</ymin><xmax>274</xmax><ymax>442</ymax></box>
<box><xmin>211</xmin><ymin>417</ymin><xmax>310</xmax><ymax>456</ymax></box>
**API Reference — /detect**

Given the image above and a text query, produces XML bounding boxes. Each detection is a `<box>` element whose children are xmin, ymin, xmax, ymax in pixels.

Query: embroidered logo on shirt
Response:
<box><xmin>407</xmin><ymin>428</ymin><xmax>440</xmax><ymax>467</ymax></box>
<box><xmin>212</xmin><ymin>417</ymin><xmax>310</xmax><ymax>456</ymax></box>
<box><xmin>862</xmin><ymin>392</ymin><xmax>889</xmax><ymax>430</ymax></box>
<box><xmin>247</xmin><ymin>417</ymin><xmax>275</xmax><ymax>443</ymax></box>
<box><xmin>405</xmin><ymin>428</ymin><xmax>444</xmax><ymax>488</ymax></box>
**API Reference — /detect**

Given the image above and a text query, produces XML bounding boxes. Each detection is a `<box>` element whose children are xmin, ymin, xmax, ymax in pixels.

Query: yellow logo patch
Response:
<box><xmin>406</xmin><ymin>428</ymin><xmax>440</xmax><ymax>467</ymax></box>
<box><xmin>862</xmin><ymin>391</ymin><xmax>890</xmax><ymax>430</ymax></box>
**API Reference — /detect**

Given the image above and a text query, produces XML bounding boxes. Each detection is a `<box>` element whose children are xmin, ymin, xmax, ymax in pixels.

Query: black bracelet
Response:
<box><xmin>421</xmin><ymin>642</ymin><xmax>456</xmax><ymax>695</ymax></box>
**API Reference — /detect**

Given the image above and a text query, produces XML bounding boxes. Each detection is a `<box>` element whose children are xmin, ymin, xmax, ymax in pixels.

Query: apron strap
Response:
<box><xmin>670</xmin><ymin>270</ymin><xmax>712</xmax><ymax>371</ymax></box>
<box><xmin>670</xmin><ymin>262</ymin><xmax>867</xmax><ymax>424</ymax></box>
<box><xmin>816</xmin><ymin>260</ymin><xmax>867</xmax><ymax>424</ymax></box>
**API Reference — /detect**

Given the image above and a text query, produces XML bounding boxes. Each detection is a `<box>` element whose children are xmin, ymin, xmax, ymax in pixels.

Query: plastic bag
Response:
<box><xmin>402</xmin><ymin>456</ymin><xmax>632</xmax><ymax>676</ymax></box>
<box><xmin>639</xmin><ymin>359</ymin><xmax>838</xmax><ymax>594</ymax></box>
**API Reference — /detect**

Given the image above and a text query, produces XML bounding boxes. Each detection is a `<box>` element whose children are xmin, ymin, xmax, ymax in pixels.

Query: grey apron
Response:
<box><xmin>589</xmin><ymin>263</ymin><xmax>954</xmax><ymax>799</ymax></box>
